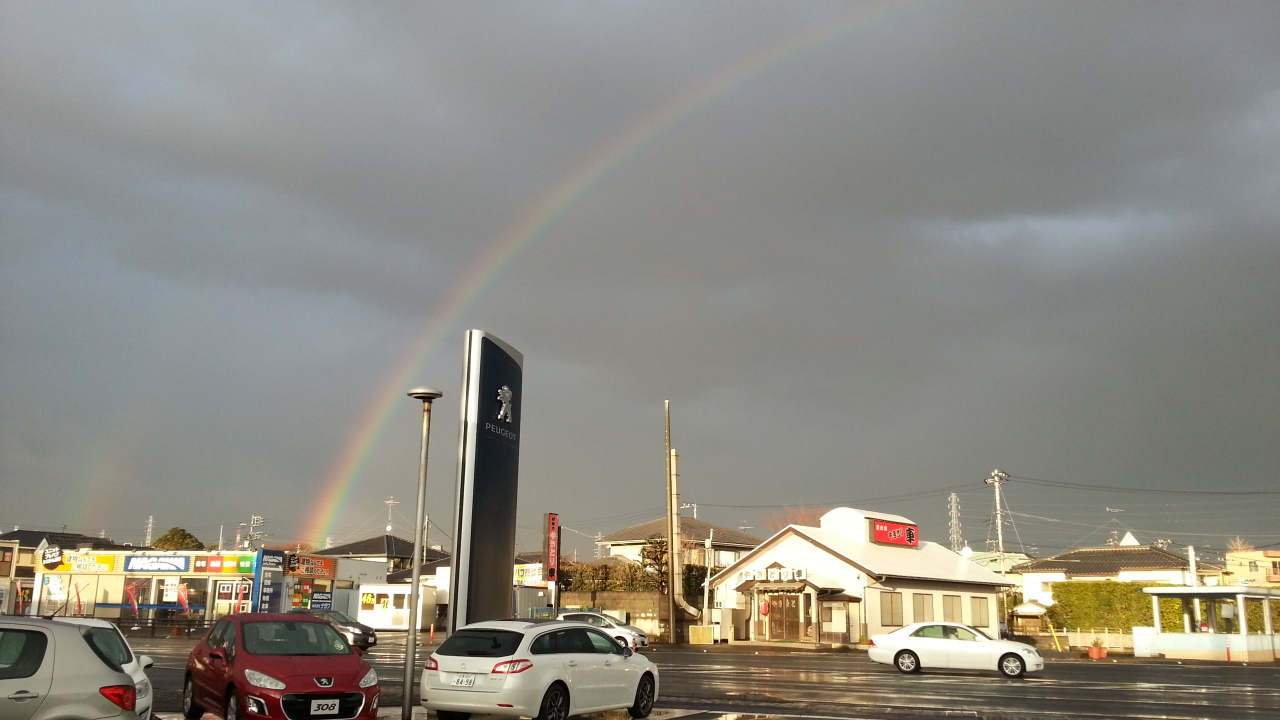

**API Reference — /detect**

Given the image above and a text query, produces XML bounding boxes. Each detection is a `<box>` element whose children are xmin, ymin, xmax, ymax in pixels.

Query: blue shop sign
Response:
<box><xmin>123</xmin><ymin>555</ymin><xmax>191</xmax><ymax>573</ymax></box>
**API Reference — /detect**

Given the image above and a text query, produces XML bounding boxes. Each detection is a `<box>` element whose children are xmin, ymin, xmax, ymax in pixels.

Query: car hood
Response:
<box><xmin>244</xmin><ymin>655</ymin><xmax>370</xmax><ymax>683</ymax></box>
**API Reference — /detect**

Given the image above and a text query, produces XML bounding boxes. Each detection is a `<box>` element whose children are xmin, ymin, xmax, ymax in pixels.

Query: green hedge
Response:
<box><xmin>1045</xmin><ymin>581</ymin><xmax>1184</xmax><ymax>631</ymax></box>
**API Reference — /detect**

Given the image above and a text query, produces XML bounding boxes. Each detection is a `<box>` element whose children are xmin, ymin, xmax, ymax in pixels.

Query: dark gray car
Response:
<box><xmin>0</xmin><ymin>616</ymin><xmax>145</xmax><ymax>720</ymax></box>
<box><xmin>287</xmin><ymin>608</ymin><xmax>378</xmax><ymax>649</ymax></box>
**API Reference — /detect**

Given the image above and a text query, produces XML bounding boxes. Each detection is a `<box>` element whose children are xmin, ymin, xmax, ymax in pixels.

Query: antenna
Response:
<box><xmin>385</xmin><ymin>496</ymin><xmax>400</xmax><ymax>533</ymax></box>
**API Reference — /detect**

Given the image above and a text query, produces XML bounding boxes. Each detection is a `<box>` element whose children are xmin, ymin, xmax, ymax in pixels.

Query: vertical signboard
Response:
<box><xmin>449</xmin><ymin>330</ymin><xmax>522</xmax><ymax>631</ymax></box>
<box><xmin>543</xmin><ymin>513</ymin><xmax>559</xmax><ymax>586</ymax></box>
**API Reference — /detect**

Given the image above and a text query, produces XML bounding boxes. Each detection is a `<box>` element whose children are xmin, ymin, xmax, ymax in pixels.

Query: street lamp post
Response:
<box><xmin>402</xmin><ymin>386</ymin><xmax>443</xmax><ymax>720</ymax></box>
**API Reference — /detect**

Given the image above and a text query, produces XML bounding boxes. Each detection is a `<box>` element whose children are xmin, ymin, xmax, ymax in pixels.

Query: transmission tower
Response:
<box><xmin>947</xmin><ymin>493</ymin><xmax>964</xmax><ymax>552</ymax></box>
<box><xmin>144</xmin><ymin>515</ymin><xmax>154</xmax><ymax>546</ymax></box>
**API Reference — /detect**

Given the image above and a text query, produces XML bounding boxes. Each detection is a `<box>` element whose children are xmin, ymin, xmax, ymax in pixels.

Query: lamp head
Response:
<box><xmin>408</xmin><ymin>386</ymin><xmax>443</xmax><ymax>402</ymax></box>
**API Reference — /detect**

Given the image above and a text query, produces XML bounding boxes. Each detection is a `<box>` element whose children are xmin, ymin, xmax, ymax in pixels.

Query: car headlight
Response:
<box><xmin>245</xmin><ymin>669</ymin><xmax>286</xmax><ymax>690</ymax></box>
<box><xmin>359</xmin><ymin>667</ymin><xmax>378</xmax><ymax>688</ymax></box>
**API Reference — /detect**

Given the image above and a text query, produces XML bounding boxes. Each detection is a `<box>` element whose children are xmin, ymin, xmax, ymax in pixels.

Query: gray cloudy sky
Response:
<box><xmin>4</xmin><ymin>1</ymin><xmax>1279</xmax><ymax>562</ymax></box>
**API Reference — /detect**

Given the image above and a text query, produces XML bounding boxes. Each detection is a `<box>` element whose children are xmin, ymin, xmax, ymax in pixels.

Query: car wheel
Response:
<box><xmin>534</xmin><ymin>683</ymin><xmax>569</xmax><ymax>720</ymax></box>
<box><xmin>894</xmin><ymin>650</ymin><xmax>920</xmax><ymax>674</ymax></box>
<box><xmin>616</xmin><ymin>635</ymin><xmax>631</xmax><ymax>649</ymax></box>
<box><xmin>226</xmin><ymin>689</ymin><xmax>242</xmax><ymax>720</ymax></box>
<box><xmin>436</xmin><ymin>712</ymin><xmax>471</xmax><ymax>720</ymax></box>
<box><xmin>999</xmin><ymin>653</ymin><xmax>1026</xmax><ymax>678</ymax></box>
<box><xmin>181</xmin><ymin>675</ymin><xmax>203</xmax><ymax>720</ymax></box>
<box><xmin>627</xmin><ymin>674</ymin><xmax>655</xmax><ymax>718</ymax></box>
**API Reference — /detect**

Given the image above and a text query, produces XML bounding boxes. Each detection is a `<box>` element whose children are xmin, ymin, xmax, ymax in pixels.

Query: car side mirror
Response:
<box><xmin>140</xmin><ymin>655</ymin><xmax>155</xmax><ymax>669</ymax></box>
<box><xmin>209</xmin><ymin>649</ymin><xmax>225</xmax><ymax>663</ymax></box>
<box><xmin>621</xmin><ymin>646</ymin><xmax>633</xmax><ymax>657</ymax></box>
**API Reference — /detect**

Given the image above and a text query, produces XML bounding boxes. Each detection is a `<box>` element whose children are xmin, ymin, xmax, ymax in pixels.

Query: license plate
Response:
<box><xmin>451</xmin><ymin>674</ymin><xmax>476</xmax><ymax>687</ymax></box>
<box><xmin>311</xmin><ymin>699</ymin><xmax>341</xmax><ymax>715</ymax></box>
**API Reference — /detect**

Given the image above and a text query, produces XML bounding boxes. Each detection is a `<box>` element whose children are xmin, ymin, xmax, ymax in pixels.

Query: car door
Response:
<box><xmin>0</xmin><ymin>626</ymin><xmax>53</xmax><ymax>720</ymax></box>
<box><xmin>907</xmin><ymin>624</ymin><xmax>950</xmax><ymax>668</ymax></box>
<box><xmin>193</xmin><ymin>619</ymin><xmax>238</xmax><ymax>709</ymax></box>
<box><xmin>559</xmin><ymin>628</ymin><xmax>610</xmax><ymax>710</ymax></box>
<box><xmin>584</xmin><ymin>629</ymin><xmax>636</xmax><ymax>708</ymax></box>
<box><xmin>945</xmin><ymin>625</ymin><xmax>995</xmax><ymax>670</ymax></box>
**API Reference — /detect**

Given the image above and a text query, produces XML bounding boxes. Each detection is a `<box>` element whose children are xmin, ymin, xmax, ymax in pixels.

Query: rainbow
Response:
<box><xmin>303</xmin><ymin>3</ymin><xmax>918</xmax><ymax>545</ymax></box>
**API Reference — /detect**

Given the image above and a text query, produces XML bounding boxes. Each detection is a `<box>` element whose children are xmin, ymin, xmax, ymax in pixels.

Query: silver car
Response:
<box><xmin>49</xmin><ymin>617</ymin><xmax>154</xmax><ymax>720</ymax></box>
<box><xmin>0</xmin><ymin>616</ymin><xmax>146</xmax><ymax>720</ymax></box>
<box><xmin>556</xmin><ymin>611</ymin><xmax>649</xmax><ymax>650</ymax></box>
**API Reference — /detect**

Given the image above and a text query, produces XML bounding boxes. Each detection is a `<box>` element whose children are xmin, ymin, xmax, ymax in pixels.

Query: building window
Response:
<box><xmin>970</xmin><ymin>596</ymin><xmax>990</xmax><ymax>627</ymax></box>
<box><xmin>880</xmin><ymin>592</ymin><xmax>903</xmax><ymax>626</ymax></box>
<box><xmin>1248</xmin><ymin>561</ymin><xmax>1258</xmax><ymax>572</ymax></box>
<box><xmin>912</xmin><ymin>593</ymin><xmax>933</xmax><ymax>622</ymax></box>
<box><xmin>942</xmin><ymin>595</ymin><xmax>962</xmax><ymax>622</ymax></box>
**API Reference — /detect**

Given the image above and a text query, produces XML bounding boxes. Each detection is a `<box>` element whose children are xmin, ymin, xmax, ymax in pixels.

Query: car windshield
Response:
<box><xmin>242</xmin><ymin>621</ymin><xmax>352</xmax><ymax>656</ymax></box>
<box><xmin>324</xmin><ymin>610</ymin><xmax>358</xmax><ymax>624</ymax></box>
<box><xmin>435</xmin><ymin>629</ymin><xmax>524</xmax><ymax>658</ymax></box>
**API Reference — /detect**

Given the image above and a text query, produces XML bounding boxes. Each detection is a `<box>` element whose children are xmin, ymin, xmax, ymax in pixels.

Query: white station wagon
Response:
<box><xmin>421</xmin><ymin>619</ymin><xmax>658</xmax><ymax>720</ymax></box>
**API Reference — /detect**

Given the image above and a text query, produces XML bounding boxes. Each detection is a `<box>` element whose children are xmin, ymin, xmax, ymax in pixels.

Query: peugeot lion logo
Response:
<box><xmin>314</xmin><ymin>677</ymin><xmax>334</xmax><ymax>688</ymax></box>
<box><xmin>496</xmin><ymin>385</ymin><xmax>514</xmax><ymax>422</ymax></box>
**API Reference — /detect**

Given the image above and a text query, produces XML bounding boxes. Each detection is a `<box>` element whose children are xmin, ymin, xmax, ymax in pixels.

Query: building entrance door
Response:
<box><xmin>766</xmin><ymin>594</ymin><xmax>801</xmax><ymax>640</ymax></box>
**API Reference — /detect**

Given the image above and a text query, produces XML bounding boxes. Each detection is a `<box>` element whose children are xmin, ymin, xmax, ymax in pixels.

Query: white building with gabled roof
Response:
<box><xmin>707</xmin><ymin>507</ymin><xmax>1013</xmax><ymax>645</ymax></box>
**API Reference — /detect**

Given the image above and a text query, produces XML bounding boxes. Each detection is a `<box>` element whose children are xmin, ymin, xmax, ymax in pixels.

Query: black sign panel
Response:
<box><xmin>449</xmin><ymin>331</ymin><xmax>522</xmax><ymax>630</ymax></box>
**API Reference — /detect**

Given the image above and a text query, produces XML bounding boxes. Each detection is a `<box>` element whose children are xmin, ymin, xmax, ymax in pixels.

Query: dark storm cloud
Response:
<box><xmin>2</xmin><ymin>1</ymin><xmax>1278</xmax><ymax>557</ymax></box>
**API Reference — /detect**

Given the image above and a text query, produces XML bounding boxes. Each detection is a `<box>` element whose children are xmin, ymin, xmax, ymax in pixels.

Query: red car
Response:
<box><xmin>183</xmin><ymin>613</ymin><xmax>379</xmax><ymax>720</ymax></box>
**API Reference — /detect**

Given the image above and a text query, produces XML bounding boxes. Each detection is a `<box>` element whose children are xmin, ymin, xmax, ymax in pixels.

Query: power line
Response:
<box><xmin>693</xmin><ymin>482</ymin><xmax>987</xmax><ymax>509</ymax></box>
<box><xmin>1005</xmin><ymin>474</ymin><xmax>1280</xmax><ymax>496</ymax></box>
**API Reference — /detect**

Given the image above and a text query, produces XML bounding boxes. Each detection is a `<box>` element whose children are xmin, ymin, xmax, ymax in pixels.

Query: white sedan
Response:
<box><xmin>421</xmin><ymin>619</ymin><xmax>658</xmax><ymax>720</ymax></box>
<box><xmin>868</xmin><ymin>621</ymin><xmax>1044</xmax><ymax>678</ymax></box>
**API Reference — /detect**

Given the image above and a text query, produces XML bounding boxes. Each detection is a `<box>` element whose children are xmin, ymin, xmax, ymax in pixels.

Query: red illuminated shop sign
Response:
<box><xmin>873</xmin><ymin>520</ymin><xmax>918</xmax><ymax>546</ymax></box>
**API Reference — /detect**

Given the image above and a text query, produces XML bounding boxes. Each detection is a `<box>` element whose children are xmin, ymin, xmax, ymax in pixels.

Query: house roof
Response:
<box><xmin>0</xmin><ymin>529</ymin><xmax>136</xmax><ymax>551</ymax></box>
<box><xmin>791</xmin><ymin>525</ymin><xmax>1013</xmax><ymax>586</ymax></box>
<box><xmin>710</xmin><ymin>513</ymin><xmax>1013</xmax><ymax>590</ymax></box>
<box><xmin>387</xmin><ymin>557</ymin><xmax>453</xmax><ymax>582</ymax></box>
<box><xmin>385</xmin><ymin>554</ymin><xmax>536</xmax><ymax>582</ymax></box>
<box><xmin>314</xmin><ymin>534</ymin><xmax>448</xmax><ymax>561</ymax></box>
<box><xmin>599</xmin><ymin>517</ymin><xmax>761</xmax><ymax>548</ymax></box>
<box><xmin>1010</xmin><ymin>545</ymin><xmax>1221</xmax><ymax>575</ymax></box>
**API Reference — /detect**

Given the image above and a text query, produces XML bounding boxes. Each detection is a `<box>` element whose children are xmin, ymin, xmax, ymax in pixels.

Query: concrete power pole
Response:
<box><xmin>664</xmin><ymin>401</ymin><xmax>677</xmax><ymax>644</ymax></box>
<box><xmin>985</xmin><ymin>470</ymin><xmax>1008</xmax><ymax>573</ymax></box>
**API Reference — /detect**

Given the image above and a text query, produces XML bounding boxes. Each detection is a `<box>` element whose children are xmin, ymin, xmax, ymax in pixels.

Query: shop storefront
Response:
<box><xmin>30</xmin><ymin>549</ymin><xmax>259</xmax><ymax>621</ymax></box>
<box><xmin>710</xmin><ymin>508</ymin><xmax>1012</xmax><ymax>646</ymax></box>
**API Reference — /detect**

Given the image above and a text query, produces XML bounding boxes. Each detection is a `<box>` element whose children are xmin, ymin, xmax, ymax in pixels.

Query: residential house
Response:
<box><xmin>596</xmin><ymin>517</ymin><xmax>762</xmax><ymax>568</ymax></box>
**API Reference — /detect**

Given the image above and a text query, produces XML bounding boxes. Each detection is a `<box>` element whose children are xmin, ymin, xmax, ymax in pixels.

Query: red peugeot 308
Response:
<box><xmin>184</xmin><ymin>613</ymin><xmax>379</xmax><ymax>720</ymax></box>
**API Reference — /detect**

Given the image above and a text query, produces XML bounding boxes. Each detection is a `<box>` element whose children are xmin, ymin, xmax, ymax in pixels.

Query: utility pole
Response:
<box><xmin>985</xmin><ymin>469</ymin><xmax>1010</xmax><ymax>639</ymax></box>
<box><xmin>664</xmin><ymin>401</ymin><xmax>677</xmax><ymax>644</ymax></box>
<box><xmin>243</xmin><ymin>515</ymin><xmax>266</xmax><ymax>549</ymax></box>
<box><xmin>948</xmin><ymin>493</ymin><xmax>964</xmax><ymax>553</ymax></box>
<box><xmin>985</xmin><ymin>470</ymin><xmax>1008</xmax><ymax>573</ymax></box>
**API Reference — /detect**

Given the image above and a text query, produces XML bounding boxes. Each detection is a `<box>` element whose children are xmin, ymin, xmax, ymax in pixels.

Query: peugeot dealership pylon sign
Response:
<box><xmin>449</xmin><ymin>330</ymin><xmax>523</xmax><ymax>631</ymax></box>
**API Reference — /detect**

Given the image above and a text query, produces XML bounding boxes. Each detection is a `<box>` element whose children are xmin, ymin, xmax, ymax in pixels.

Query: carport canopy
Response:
<box><xmin>1142</xmin><ymin>585</ymin><xmax>1280</xmax><ymax>635</ymax></box>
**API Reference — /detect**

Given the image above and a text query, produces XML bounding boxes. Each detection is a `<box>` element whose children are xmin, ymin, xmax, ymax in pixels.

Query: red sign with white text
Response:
<box><xmin>873</xmin><ymin>520</ymin><xmax>918</xmax><ymax>546</ymax></box>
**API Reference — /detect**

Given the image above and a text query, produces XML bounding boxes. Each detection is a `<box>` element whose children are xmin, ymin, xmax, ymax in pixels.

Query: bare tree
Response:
<box><xmin>760</xmin><ymin>505</ymin><xmax>830</xmax><ymax>533</ymax></box>
<box><xmin>1227</xmin><ymin>536</ymin><xmax>1255</xmax><ymax>553</ymax></box>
